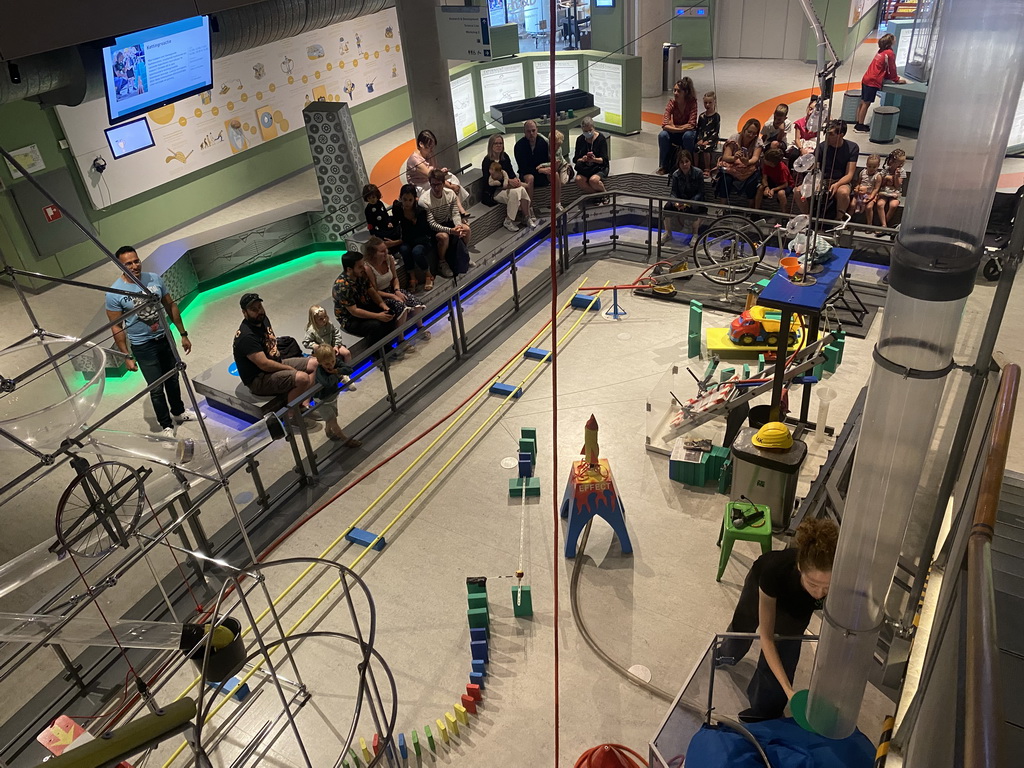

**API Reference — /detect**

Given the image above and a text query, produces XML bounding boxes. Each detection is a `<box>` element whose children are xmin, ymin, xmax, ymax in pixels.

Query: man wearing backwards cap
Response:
<box><xmin>232</xmin><ymin>293</ymin><xmax>317</xmax><ymax>405</ymax></box>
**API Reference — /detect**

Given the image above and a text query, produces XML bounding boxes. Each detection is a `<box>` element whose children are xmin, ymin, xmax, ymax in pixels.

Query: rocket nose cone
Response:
<box><xmin>586</xmin><ymin>414</ymin><xmax>598</xmax><ymax>430</ymax></box>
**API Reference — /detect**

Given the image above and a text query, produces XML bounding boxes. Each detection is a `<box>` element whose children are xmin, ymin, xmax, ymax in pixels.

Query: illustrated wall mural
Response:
<box><xmin>56</xmin><ymin>9</ymin><xmax>405</xmax><ymax>209</ymax></box>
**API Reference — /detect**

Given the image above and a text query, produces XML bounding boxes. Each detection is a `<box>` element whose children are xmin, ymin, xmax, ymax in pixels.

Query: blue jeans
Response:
<box><xmin>400</xmin><ymin>242</ymin><xmax>430</xmax><ymax>272</ymax></box>
<box><xmin>658</xmin><ymin>129</ymin><xmax>696</xmax><ymax>171</ymax></box>
<box><xmin>131</xmin><ymin>336</ymin><xmax>184</xmax><ymax>429</ymax></box>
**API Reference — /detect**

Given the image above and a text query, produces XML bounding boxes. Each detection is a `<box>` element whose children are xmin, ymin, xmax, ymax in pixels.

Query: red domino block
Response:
<box><xmin>467</xmin><ymin>683</ymin><xmax>482</xmax><ymax>701</ymax></box>
<box><xmin>461</xmin><ymin>694</ymin><xmax>477</xmax><ymax>714</ymax></box>
<box><xmin>372</xmin><ymin>733</ymin><xmax>380</xmax><ymax>755</ymax></box>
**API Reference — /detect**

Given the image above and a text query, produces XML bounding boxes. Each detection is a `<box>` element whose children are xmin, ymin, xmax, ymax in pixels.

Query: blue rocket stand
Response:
<box><xmin>605</xmin><ymin>287</ymin><xmax>627</xmax><ymax>319</ymax></box>
<box><xmin>559</xmin><ymin>459</ymin><xmax>632</xmax><ymax>557</ymax></box>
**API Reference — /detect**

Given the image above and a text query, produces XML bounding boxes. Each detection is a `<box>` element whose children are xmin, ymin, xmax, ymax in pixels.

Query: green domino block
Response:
<box><xmin>425</xmin><ymin>724</ymin><xmax>435</xmax><ymax>751</ymax></box>
<box><xmin>758</xmin><ymin>354</ymin><xmax>766</xmax><ymax>374</ymax></box>
<box><xmin>720</xmin><ymin>367</ymin><xmax>735</xmax><ymax>383</ymax></box>
<box><xmin>824</xmin><ymin>345</ymin><xmax>839</xmax><ymax>374</ymax></box>
<box><xmin>412</xmin><ymin>729</ymin><xmax>421</xmax><ymax>756</ymax></box>
<box><xmin>688</xmin><ymin>331</ymin><xmax>701</xmax><ymax>360</ymax></box>
<box><xmin>813</xmin><ymin>362</ymin><xmax>825</xmax><ymax>380</ymax></box>
<box><xmin>521</xmin><ymin>427</ymin><xmax>537</xmax><ymax>441</ymax></box>
<box><xmin>342</xmin><ymin>762</ymin><xmax>349</xmax><ymax>768</ymax></box>
<box><xmin>834</xmin><ymin>332</ymin><xmax>846</xmax><ymax>364</ymax></box>
<box><xmin>468</xmin><ymin>593</ymin><xmax>488</xmax><ymax>610</ymax></box>
<box><xmin>519</xmin><ymin>437</ymin><xmax>536</xmax><ymax>459</ymax></box>
<box><xmin>512</xmin><ymin>585</ymin><xmax>533</xmax><ymax>617</ymax></box>
<box><xmin>468</xmin><ymin>606</ymin><xmax>490</xmax><ymax>630</ymax></box>
<box><xmin>509</xmin><ymin>476</ymin><xmax>541</xmax><ymax>497</ymax></box>
<box><xmin>348</xmin><ymin>748</ymin><xmax>361</xmax><ymax>767</ymax></box>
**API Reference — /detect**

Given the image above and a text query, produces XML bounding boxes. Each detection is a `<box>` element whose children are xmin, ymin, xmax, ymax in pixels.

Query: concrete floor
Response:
<box><xmin>1</xmin><ymin>32</ymin><xmax>1022</xmax><ymax>767</ymax></box>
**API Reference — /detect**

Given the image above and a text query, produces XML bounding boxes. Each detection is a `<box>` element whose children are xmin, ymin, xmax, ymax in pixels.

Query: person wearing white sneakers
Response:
<box><xmin>105</xmin><ymin>246</ymin><xmax>194</xmax><ymax>436</ymax></box>
<box><xmin>481</xmin><ymin>133</ymin><xmax>537</xmax><ymax>231</ymax></box>
<box><xmin>420</xmin><ymin>169</ymin><xmax>472</xmax><ymax>278</ymax></box>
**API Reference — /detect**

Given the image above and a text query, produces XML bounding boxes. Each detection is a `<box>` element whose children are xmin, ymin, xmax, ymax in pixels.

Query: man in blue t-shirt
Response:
<box><xmin>105</xmin><ymin>246</ymin><xmax>193</xmax><ymax>435</ymax></box>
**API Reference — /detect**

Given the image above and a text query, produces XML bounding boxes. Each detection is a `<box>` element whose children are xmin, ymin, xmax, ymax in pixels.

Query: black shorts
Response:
<box><xmin>860</xmin><ymin>83</ymin><xmax>880</xmax><ymax>103</ymax></box>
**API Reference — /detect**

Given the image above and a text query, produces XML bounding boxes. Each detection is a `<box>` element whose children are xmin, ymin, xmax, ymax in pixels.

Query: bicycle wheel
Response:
<box><xmin>693</xmin><ymin>223</ymin><xmax>761</xmax><ymax>285</ymax></box>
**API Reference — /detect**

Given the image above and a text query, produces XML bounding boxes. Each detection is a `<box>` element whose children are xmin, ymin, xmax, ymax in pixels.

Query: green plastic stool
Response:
<box><xmin>716</xmin><ymin>501</ymin><xmax>773</xmax><ymax>581</ymax></box>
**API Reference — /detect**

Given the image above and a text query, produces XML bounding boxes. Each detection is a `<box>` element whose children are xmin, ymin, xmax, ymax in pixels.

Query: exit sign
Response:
<box><xmin>676</xmin><ymin>6</ymin><xmax>709</xmax><ymax>17</ymax></box>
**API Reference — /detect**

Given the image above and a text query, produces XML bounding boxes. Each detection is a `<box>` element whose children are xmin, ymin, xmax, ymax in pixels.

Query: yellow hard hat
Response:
<box><xmin>752</xmin><ymin>421</ymin><xmax>793</xmax><ymax>449</ymax></box>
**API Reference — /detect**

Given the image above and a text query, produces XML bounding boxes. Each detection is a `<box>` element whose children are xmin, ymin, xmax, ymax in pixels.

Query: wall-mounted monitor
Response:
<box><xmin>104</xmin><ymin>116</ymin><xmax>155</xmax><ymax>159</ymax></box>
<box><xmin>101</xmin><ymin>16</ymin><xmax>213</xmax><ymax>125</ymax></box>
<box><xmin>595</xmin><ymin>0</ymin><xmax>616</xmax><ymax>7</ymax></box>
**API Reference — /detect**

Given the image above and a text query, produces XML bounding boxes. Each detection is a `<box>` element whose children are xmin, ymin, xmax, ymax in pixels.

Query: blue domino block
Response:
<box><xmin>398</xmin><ymin>733</ymin><xmax>407</xmax><ymax>759</ymax></box>
<box><xmin>571</xmin><ymin>293</ymin><xmax>601</xmax><ymax>311</ymax></box>
<box><xmin>345</xmin><ymin>527</ymin><xmax>385</xmax><ymax>551</ymax></box>
<box><xmin>470</xmin><ymin>639</ymin><xmax>489</xmax><ymax>663</ymax></box>
<box><xmin>489</xmin><ymin>382</ymin><xmax>523</xmax><ymax>398</ymax></box>
<box><xmin>518</xmin><ymin>456</ymin><xmax>533</xmax><ymax>478</ymax></box>
<box><xmin>524</xmin><ymin>347</ymin><xmax>551</xmax><ymax>360</ymax></box>
<box><xmin>469</xmin><ymin>671</ymin><xmax>486</xmax><ymax>688</ymax></box>
<box><xmin>207</xmin><ymin>676</ymin><xmax>251</xmax><ymax>702</ymax></box>
<box><xmin>470</xmin><ymin>627</ymin><xmax>487</xmax><ymax>642</ymax></box>
<box><xmin>472</xmin><ymin>659</ymin><xmax>487</xmax><ymax>675</ymax></box>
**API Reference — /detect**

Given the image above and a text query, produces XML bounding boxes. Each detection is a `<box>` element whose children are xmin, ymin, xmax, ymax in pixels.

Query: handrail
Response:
<box><xmin>965</xmin><ymin>362</ymin><xmax>1019</xmax><ymax>768</ymax></box>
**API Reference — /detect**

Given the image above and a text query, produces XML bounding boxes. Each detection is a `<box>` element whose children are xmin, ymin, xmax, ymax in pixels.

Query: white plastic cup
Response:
<box><xmin>816</xmin><ymin>385</ymin><xmax>837</xmax><ymax>438</ymax></box>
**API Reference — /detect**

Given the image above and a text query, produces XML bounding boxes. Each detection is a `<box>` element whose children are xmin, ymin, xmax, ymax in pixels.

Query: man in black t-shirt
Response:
<box><xmin>514</xmin><ymin>120</ymin><xmax>550</xmax><ymax>201</ymax></box>
<box><xmin>232</xmin><ymin>292</ymin><xmax>316</xmax><ymax>402</ymax></box>
<box><xmin>799</xmin><ymin>119</ymin><xmax>860</xmax><ymax>216</ymax></box>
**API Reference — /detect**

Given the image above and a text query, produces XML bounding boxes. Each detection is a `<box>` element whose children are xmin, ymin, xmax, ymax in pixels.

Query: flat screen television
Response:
<box><xmin>101</xmin><ymin>16</ymin><xmax>213</xmax><ymax>125</ymax></box>
<box><xmin>595</xmin><ymin>0</ymin><xmax>615</xmax><ymax>7</ymax></box>
<box><xmin>105</xmin><ymin>116</ymin><xmax>156</xmax><ymax>158</ymax></box>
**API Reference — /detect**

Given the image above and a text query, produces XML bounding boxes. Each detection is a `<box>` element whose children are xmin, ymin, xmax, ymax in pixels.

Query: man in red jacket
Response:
<box><xmin>855</xmin><ymin>33</ymin><xmax>905</xmax><ymax>133</ymax></box>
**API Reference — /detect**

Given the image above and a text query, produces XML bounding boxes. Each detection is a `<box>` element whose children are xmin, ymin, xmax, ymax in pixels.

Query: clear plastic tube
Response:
<box><xmin>807</xmin><ymin>0</ymin><xmax>1024</xmax><ymax>738</ymax></box>
<box><xmin>0</xmin><ymin>539</ymin><xmax>69</xmax><ymax>600</ymax></box>
<box><xmin>0</xmin><ymin>612</ymin><xmax>185</xmax><ymax>650</ymax></box>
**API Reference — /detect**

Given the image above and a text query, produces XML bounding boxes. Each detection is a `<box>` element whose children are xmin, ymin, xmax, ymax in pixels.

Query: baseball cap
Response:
<box><xmin>239</xmin><ymin>292</ymin><xmax>263</xmax><ymax>310</ymax></box>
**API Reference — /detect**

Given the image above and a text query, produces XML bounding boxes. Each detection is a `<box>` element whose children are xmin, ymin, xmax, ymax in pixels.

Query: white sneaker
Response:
<box><xmin>341</xmin><ymin>375</ymin><xmax>357</xmax><ymax>392</ymax></box>
<box><xmin>159</xmin><ymin>427</ymin><xmax>176</xmax><ymax>438</ymax></box>
<box><xmin>528</xmin><ymin>216</ymin><xmax>539</xmax><ymax>228</ymax></box>
<box><xmin>555</xmin><ymin>203</ymin><xmax>565</xmax><ymax>214</ymax></box>
<box><xmin>503</xmin><ymin>217</ymin><xmax>520</xmax><ymax>232</ymax></box>
<box><xmin>172</xmin><ymin>408</ymin><xmax>196</xmax><ymax>425</ymax></box>
<box><xmin>438</xmin><ymin>262</ymin><xmax>454</xmax><ymax>278</ymax></box>
<box><xmin>467</xmin><ymin>259</ymin><xmax>477</xmax><ymax>268</ymax></box>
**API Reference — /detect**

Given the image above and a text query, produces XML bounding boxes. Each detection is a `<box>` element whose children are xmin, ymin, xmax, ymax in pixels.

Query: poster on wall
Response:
<box><xmin>849</xmin><ymin>0</ymin><xmax>880</xmax><ymax>26</ymax></box>
<box><xmin>533</xmin><ymin>59</ymin><xmax>580</xmax><ymax>97</ymax></box>
<box><xmin>1008</xmin><ymin>91</ymin><xmax>1024</xmax><ymax>154</ymax></box>
<box><xmin>588</xmin><ymin>61</ymin><xmax>622</xmax><ymax>127</ymax></box>
<box><xmin>450</xmin><ymin>74</ymin><xmax>479</xmax><ymax>138</ymax></box>
<box><xmin>480</xmin><ymin>62</ymin><xmax>526</xmax><ymax>115</ymax></box>
<box><xmin>56</xmin><ymin>8</ymin><xmax>407</xmax><ymax>209</ymax></box>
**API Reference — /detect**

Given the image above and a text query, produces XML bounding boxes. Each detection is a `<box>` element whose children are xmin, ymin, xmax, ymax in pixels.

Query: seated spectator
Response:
<box><xmin>362</xmin><ymin>183</ymin><xmax>401</xmax><ymax>251</ymax></box>
<box><xmin>716</xmin><ymin>118</ymin><xmax>763</xmax><ymax>205</ymax></box>
<box><xmin>303</xmin><ymin>304</ymin><xmax>354</xmax><ymax>389</ymax></box>
<box><xmin>332</xmin><ymin>249</ymin><xmax>403</xmax><ymax>352</ymax></box>
<box><xmin>694</xmin><ymin>91</ymin><xmax>721</xmax><ymax>178</ymax></box>
<box><xmin>663</xmin><ymin>149</ymin><xmax>706</xmax><ymax>242</ymax></box>
<box><xmin>233</xmin><ymin>293</ymin><xmax>317</xmax><ymax>407</ymax></box>
<box><xmin>313</xmin><ymin>346</ymin><xmax>362</xmax><ymax>447</ymax></box>
<box><xmin>852</xmin><ymin>154</ymin><xmax>883</xmax><ymax>225</ymax></box>
<box><xmin>535</xmin><ymin>129</ymin><xmax>570</xmax><ymax>213</ymax></box>
<box><xmin>482</xmin><ymin>133</ymin><xmax>536</xmax><ymax>232</ymax></box>
<box><xmin>419</xmin><ymin>168</ymin><xmax>472</xmax><ymax>278</ymax></box>
<box><xmin>657</xmin><ymin>78</ymin><xmax>698</xmax><ymax>175</ymax></box>
<box><xmin>875</xmin><ymin>148</ymin><xmax>906</xmax><ymax>231</ymax></box>
<box><xmin>514</xmin><ymin>120</ymin><xmax>550</xmax><ymax>201</ymax></box>
<box><xmin>754</xmin><ymin>148</ymin><xmax>794</xmax><ymax>211</ymax></box>
<box><xmin>393</xmin><ymin>183</ymin><xmax>435</xmax><ymax>291</ymax></box>
<box><xmin>573</xmin><ymin>116</ymin><xmax>610</xmax><ymax>199</ymax></box>
<box><xmin>361</xmin><ymin>236</ymin><xmax>429</xmax><ymax>341</ymax></box>
<box><xmin>406</xmin><ymin>129</ymin><xmax>469</xmax><ymax>217</ymax></box>
<box><xmin>798</xmin><ymin>119</ymin><xmax>859</xmax><ymax>216</ymax></box>
<box><xmin>791</xmin><ymin>96</ymin><xmax>820</xmax><ymax>159</ymax></box>
<box><xmin>760</xmin><ymin>103</ymin><xmax>791</xmax><ymax>152</ymax></box>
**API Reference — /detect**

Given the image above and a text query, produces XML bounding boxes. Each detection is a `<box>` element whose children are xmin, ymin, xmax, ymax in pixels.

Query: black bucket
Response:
<box><xmin>748</xmin><ymin>405</ymin><xmax>773</xmax><ymax>430</ymax></box>
<box><xmin>182</xmin><ymin>617</ymin><xmax>246</xmax><ymax>683</ymax></box>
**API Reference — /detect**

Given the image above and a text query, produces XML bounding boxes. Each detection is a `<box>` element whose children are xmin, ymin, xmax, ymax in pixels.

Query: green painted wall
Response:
<box><xmin>804</xmin><ymin>0</ymin><xmax>877</xmax><ymax>62</ymax></box>
<box><xmin>671</xmin><ymin>2</ymin><xmax>716</xmax><ymax>59</ymax></box>
<box><xmin>0</xmin><ymin>86</ymin><xmax>411</xmax><ymax>289</ymax></box>
<box><xmin>590</xmin><ymin>1</ymin><xmax>625</xmax><ymax>54</ymax></box>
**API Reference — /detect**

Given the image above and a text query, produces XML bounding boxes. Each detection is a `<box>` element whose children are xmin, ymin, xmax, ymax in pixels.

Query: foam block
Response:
<box><xmin>509</xmin><ymin>476</ymin><xmax>541</xmax><ymax>497</ymax></box>
<box><xmin>470</xmin><ymin>627</ymin><xmax>487</xmax><ymax>642</ymax></box>
<box><xmin>360</xmin><ymin>737</ymin><xmax>371</xmax><ymax>762</ymax></box>
<box><xmin>455</xmin><ymin>703</ymin><xmax>469</xmax><ymax>724</ymax></box>
<box><xmin>521</xmin><ymin>427</ymin><xmax>537</xmax><ymax>441</ymax></box>
<box><xmin>466</xmin><ymin>577</ymin><xmax>487</xmax><ymax>594</ymax></box>
<box><xmin>424</xmin><ymin>724</ymin><xmax>434</xmax><ymax>751</ymax></box>
<box><xmin>512</xmin><ymin>584</ymin><xmax>533</xmax><ymax>617</ymax></box>
<box><xmin>470</xmin><ymin>639</ymin><xmax>489</xmax><ymax>662</ymax></box>
<box><xmin>468</xmin><ymin>607</ymin><xmax>489</xmax><ymax>630</ymax></box>
<box><xmin>468</xmin><ymin>592</ymin><xmax>488</xmax><ymax>611</ymax></box>
<box><xmin>446</xmin><ymin>711</ymin><xmax>459</xmax><ymax>736</ymax></box>
<box><xmin>519</xmin><ymin>437</ymin><xmax>536</xmax><ymax>458</ymax></box>
<box><xmin>412</xmin><ymin>729</ymin><xmax>421</xmax><ymax>756</ymax></box>
<box><xmin>470</xmin><ymin>671</ymin><xmax>485</xmax><ymax>687</ymax></box>
<box><xmin>345</xmin><ymin>527</ymin><xmax>385</xmax><ymax>551</ymax></box>
<box><xmin>472</xmin><ymin>659</ymin><xmax>486</xmax><ymax>675</ymax></box>
<box><xmin>467</xmin><ymin>683</ymin><xmax>483</xmax><ymax>701</ymax></box>
<box><xmin>437</xmin><ymin>718</ymin><xmax>449</xmax><ymax>743</ymax></box>
<box><xmin>348</xmin><ymin>748</ymin><xmax>360</xmax><ymax>767</ymax></box>
<box><xmin>518</xmin><ymin>455</ymin><xmax>533</xmax><ymax>478</ymax></box>
<box><xmin>206</xmin><ymin>676</ymin><xmax>251</xmax><ymax>702</ymax></box>
<box><xmin>398</xmin><ymin>733</ymin><xmax>407</xmax><ymax>759</ymax></box>
<box><xmin>461</xmin><ymin>693</ymin><xmax>478</xmax><ymax>714</ymax></box>
<box><xmin>489</xmin><ymin>381</ymin><xmax>523</xmax><ymax>398</ymax></box>
<box><xmin>571</xmin><ymin>293</ymin><xmax>601</xmax><ymax>310</ymax></box>
<box><xmin>372</xmin><ymin>733</ymin><xmax>380</xmax><ymax>755</ymax></box>
<box><xmin>524</xmin><ymin>347</ymin><xmax>550</xmax><ymax>360</ymax></box>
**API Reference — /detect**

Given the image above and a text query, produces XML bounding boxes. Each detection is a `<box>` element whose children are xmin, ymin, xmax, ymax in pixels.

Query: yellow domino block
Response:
<box><xmin>360</xmin><ymin>737</ymin><xmax>371</xmax><ymax>762</ymax></box>
<box><xmin>436</xmin><ymin>718</ymin><xmax>449</xmax><ymax>743</ymax></box>
<box><xmin>454</xmin><ymin>704</ymin><xmax>468</xmax><ymax>724</ymax></box>
<box><xmin>445</xmin><ymin>711</ymin><xmax>459</xmax><ymax>736</ymax></box>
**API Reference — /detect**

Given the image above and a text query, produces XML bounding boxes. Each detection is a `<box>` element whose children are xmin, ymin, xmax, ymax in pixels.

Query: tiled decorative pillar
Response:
<box><xmin>302</xmin><ymin>102</ymin><xmax>368</xmax><ymax>245</ymax></box>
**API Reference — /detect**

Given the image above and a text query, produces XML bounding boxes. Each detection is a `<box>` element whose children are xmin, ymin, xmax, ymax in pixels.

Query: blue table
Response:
<box><xmin>756</xmin><ymin>247</ymin><xmax>854</xmax><ymax>424</ymax></box>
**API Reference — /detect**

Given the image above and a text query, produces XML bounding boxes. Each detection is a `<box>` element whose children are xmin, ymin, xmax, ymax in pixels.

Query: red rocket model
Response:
<box><xmin>581</xmin><ymin>414</ymin><xmax>600</xmax><ymax>467</ymax></box>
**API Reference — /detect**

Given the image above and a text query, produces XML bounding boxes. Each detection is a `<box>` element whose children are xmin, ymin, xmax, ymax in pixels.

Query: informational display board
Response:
<box><xmin>450</xmin><ymin>74</ymin><xmax>479</xmax><ymax>138</ymax></box>
<box><xmin>480</xmin><ymin>62</ymin><xmax>526</xmax><ymax>113</ymax></box>
<box><xmin>436</xmin><ymin>5</ymin><xmax>492</xmax><ymax>61</ymax></box>
<box><xmin>588</xmin><ymin>60</ymin><xmax>623</xmax><ymax>127</ymax></box>
<box><xmin>1008</xmin><ymin>90</ymin><xmax>1024</xmax><ymax>154</ymax></box>
<box><xmin>533</xmin><ymin>59</ymin><xmax>580</xmax><ymax>97</ymax></box>
<box><xmin>57</xmin><ymin>9</ymin><xmax>406</xmax><ymax>209</ymax></box>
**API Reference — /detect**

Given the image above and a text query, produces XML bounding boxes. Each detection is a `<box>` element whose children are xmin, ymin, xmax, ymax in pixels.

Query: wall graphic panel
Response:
<box><xmin>57</xmin><ymin>9</ymin><xmax>405</xmax><ymax>210</ymax></box>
